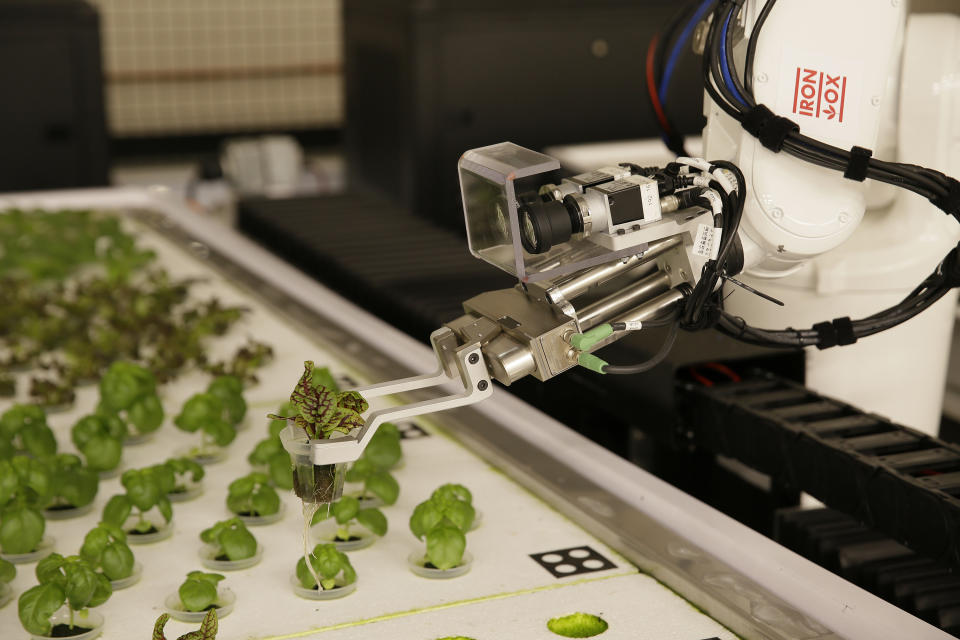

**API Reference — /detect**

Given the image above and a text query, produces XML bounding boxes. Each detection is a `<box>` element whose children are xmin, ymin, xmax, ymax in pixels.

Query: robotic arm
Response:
<box><xmin>282</xmin><ymin>0</ymin><xmax>960</xmax><ymax>502</ymax></box>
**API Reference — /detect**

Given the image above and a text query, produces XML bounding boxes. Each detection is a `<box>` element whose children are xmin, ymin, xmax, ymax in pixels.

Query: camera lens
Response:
<box><xmin>518</xmin><ymin>200</ymin><xmax>574</xmax><ymax>254</ymax></box>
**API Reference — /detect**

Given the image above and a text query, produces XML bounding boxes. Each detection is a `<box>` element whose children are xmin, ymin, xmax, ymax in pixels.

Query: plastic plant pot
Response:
<box><xmin>124</xmin><ymin>431</ymin><xmax>156</xmax><ymax>446</ymax></box>
<box><xmin>175</xmin><ymin>444</ymin><xmax>228</xmax><ymax>466</ymax></box>
<box><xmin>311</xmin><ymin>520</ymin><xmax>376</xmax><ymax>552</ymax></box>
<box><xmin>280</xmin><ymin>426</ymin><xmax>346</xmax><ymax>504</ymax></box>
<box><xmin>168</xmin><ymin>481</ymin><xmax>204</xmax><ymax>503</ymax></box>
<box><xmin>125</xmin><ymin>518</ymin><xmax>173</xmax><ymax>545</ymax></box>
<box><xmin>199</xmin><ymin>544</ymin><xmax>263</xmax><ymax>571</ymax></box>
<box><xmin>28</xmin><ymin>608</ymin><xmax>104</xmax><ymax>640</ymax></box>
<box><xmin>237</xmin><ymin>501</ymin><xmax>285</xmax><ymax>526</ymax></box>
<box><xmin>469</xmin><ymin>509</ymin><xmax>483</xmax><ymax>532</ymax></box>
<box><xmin>0</xmin><ymin>582</ymin><xmax>12</xmax><ymax>609</ymax></box>
<box><xmin>44</xmin><ymin>501</ymin><xmax>95</xmax><ymax>521</ymax></box>
<box><xmin>109</xmin><ymin>562</ymin><xmax>143</xmax><ymax>590</ymax></box>
<box><xmin>2</xmin><ymin>536</ymin><xmax>55</xmax><ymax>564</ymax></box>
<box><xmin>97</xmin><ymin>465</ymin><xmax>122</xmax><ymax>481</ymax></box>
<box><xmin>289</xmin><ymin>573</ymin><xmax>357</xmax><ymax>601</ymax></box>
<box><xmin>42</xmin><ymin>402</ymin><xmax>75</xmax><ymax>415</ymax></box>
<box><xmin>408</xmin><ymin>551</ymin><xmax>473</xmax><ymax>579</ymax></box>
<box><xmin>164</xmin><ymin>587</ymin><xmax>235</xmax><ymax>623</ymax></box>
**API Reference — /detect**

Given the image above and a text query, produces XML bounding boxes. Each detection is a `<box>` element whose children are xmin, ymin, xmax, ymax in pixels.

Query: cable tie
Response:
<box><xmin>931</xmin><ymin>177</ymin><xmax>960</xmax><ymax>221</ymax></box>
<box><xmin>813</xmin><ymin>321</ymin><xmax>837</xmax><ymax>350</ymax></box>
<box><xmin>843</xmin><ymin>146</ymin><xmax>873</xmax><ymax>182</ymax></box>
<box><xmin>742</xmin><ymin>104</ymin><xmax>799</xmax><ymax>152</ymax></box>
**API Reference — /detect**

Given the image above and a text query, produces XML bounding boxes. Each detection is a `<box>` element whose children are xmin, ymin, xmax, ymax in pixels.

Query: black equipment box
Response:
<box><xmin>0</xmin><ymin>0</ymin><xmax>108</xmax><ymax>191</ymax></box>
<box><xmin>344</xmin><ymin>0</ymin><xmax>705</xmax><ymax>231</ymax></box>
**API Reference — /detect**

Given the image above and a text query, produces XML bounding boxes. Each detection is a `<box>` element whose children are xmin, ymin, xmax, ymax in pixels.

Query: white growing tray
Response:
<box><xmin>0</xmin><ymin>208</ymin><xmax>735</xmax><ymax>640</ymax></box>
<box><xmin>0</xmin><ymin>187</ymin><xmax>949</xmax><ymax>640</ymax></box>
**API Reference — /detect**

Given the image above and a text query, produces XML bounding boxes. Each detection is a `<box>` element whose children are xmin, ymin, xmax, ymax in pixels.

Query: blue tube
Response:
<box><xmin>718</xmin><ymin>5</ymin><xmax>749</xmax><ymax>107</ymax></box>
<box><xmin>658</xmin><ymin>0</ymin><xmax>714</xmax><ymax>103</ymax></box>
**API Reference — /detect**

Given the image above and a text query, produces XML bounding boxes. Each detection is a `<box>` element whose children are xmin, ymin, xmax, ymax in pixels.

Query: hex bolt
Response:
<box><xmin>468</xmin><ymin>353</ymin><xmax>480</xmax><ymax>365</ymax></box>
<box><xmin>477</xmin><ymin>380</ymin><xmax>489</xmax><ymax>391</ymax></box>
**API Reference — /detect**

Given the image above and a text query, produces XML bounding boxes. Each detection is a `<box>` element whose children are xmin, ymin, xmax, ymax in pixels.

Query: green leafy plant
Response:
<box><xmin>174</xmin><ymin>380</ymin><xmax>245</xmax><ymax>455</ymax></box>
<box><xmin>71</xmin><ymin>413</ymin><xmax>126</xmax><ymax>472</ymax></box>
<box><xmin>204</xmin><ymin>339</ymin><xmax>274</xmax><ymax>386</ymax></box>
<box><xmin>177</xmin><ymin>571</ymin><xmax>225</xmax><ymax>612</ymax></box>
<box><xmin>247</xmin><ymin>403</ymin><xmax>294</xmax><ymax>489</ymax></box>
<box><xmin>0</xmin><ymin>556</ymin><xmax>16</xmax><ymax>584</ymax></box>
<box><xmin>226</xmin><ymin>472</ymin><xmax>280</xmax><ymax>518</ymax></box>
<box><xmin>0</xmin><ymin>374</ymin><xmax>15</xmax><ymax>398</ymax></box>
<box><xmin>101</xmin><ymin>467</ymin><xmax>172</xmax><ymax>535</ymax></box>
<box><xmin>344</xmin><ymin>458</ymin><xmax>399</xmax><ymax>506</ymax></box>
<box><xmin>296</xmin><ymin>543</ymin><xmax>356</xmax><ymax>591</ymax></box>
<box><xmin>0</xmin><ymin>404</ymin><xmax>57</xmax><ymax>458</ymax></box>
<box><xmin>268</xmin><ymin>361</ymin><xmax>368</xmax><ymax>440</ymax></box>
<box><xmin>43</xmin><ymin>454</ymin><xmax>99</xmax><ymax>511</ymax></box>
<box><xmin>311</xmin><ymin>495</ymin><xmax>387</xmax><ymax>542</ymax></box>
<box><xmin>98</xmin><ymin>361</ymin><xmax>164</xmax><ymax>437</ymax></box>
<box><xmin>200</xmin><ymin>518</ymin><xmax>258</xmax><ymax>561</ymax></box>
<box><xmin>0</xmin><ymin>457</ymin><xmax>52</xmax><ymax>554</ymax></box>
<box><xmin>79</xmin><ymin>522</ymin><xmax>135</xmax><ymax>581</ymax></box>
<box><xmin>153</xmin><ymin>609</ymin><xmax>218</xmax><ymax>640</ymax></box>
<box><xmin>164</xmin><ymin>457</ymin><xmax>205</xmax><ymax>496</ymax></box>
<box><xmin>28</xmin><ymin>377</ymin><xmax>76</xmax><ymax>409</ymax></box>
<box><xmin>206</xmin><ymin>376</ymin><xmax>247</xmax><ymax>426</ymax></box>
<box><xmin>409</xmin><ymin>484</ymin><xmax>476</xmax><ymax>571</ymax></box>
<box><xmin>18</xmin><ymin>553</ymin><xmax>111</xmax><ymax>636</ymax></box>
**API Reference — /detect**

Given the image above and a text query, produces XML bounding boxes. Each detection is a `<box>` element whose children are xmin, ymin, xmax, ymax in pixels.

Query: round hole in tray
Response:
<box><xmin>168</xmin><ymin>481</ymin><xmax>204</xmax><ymax>503</ymax></box>
<box><xmin>199</xmin><ymin>543</ymin><xmax>263</xmax><ymax>571</ymax></box>
<box><xmin>175</xmin><ymin>444</ymin><xmax>228</xmax><ymax>466</ymax></box>
<box><xmin>567</xmin><ymin>548</ymin><xmax>590</xmax><ymax>559</ymax></box>
<box><xmin>289</xmin><ymin>573</ymin><xmax>358</xmax><ymax>600</ymax></box>
<box><xmin>164</xmin><ymin>588</ymin><xmax>235</xmax><ymax>623</ymax></box>
<box><xmin>30</xmin><ymin>608</ymin><xmax>104</xmax><ymax>640</ymax></box>
<box><xmin>110</xmin><ymin>562</ymin><xmax>143</xmax><ymax>590</ymax></box>
<box><xmin>2</xmin><ymin>536</ymin><xmax>55</xmax><ymax>564</ymax></box>
<box><xmin>554</xmin><ymin>564</ymin><xmax>577</xmax><ymax>574</ymax></box>
<box><xmin>546</xmin><ymin>612</ymin><xmax>609</xmax><ymax>638</ymax></box>
<box><xmin>311</xmin><ymin>520</ymin><xmax>377</xmax><ymax>551</ymax></box>
<box><xmin>407</xmin><ymin>551</ymin><xmax>473</xmax><ymax>579</ymax></box>
<box><xmin>581</xmin><ymin>559</ymin><xmax>605</xmax><ymax>570</ymax></box>
<box><xmin>44</xmin><ymin>501</ymin><xmax>95</xmax><ymax>521</ymax></box>
<box><xmin>237</xmin><ymin>502</ymin><xmax>285</xmax><ymax>526</ymax></box>
<box><xmin>126</xmin><ymin>519</ymin><xmax>173</xmax><ymax>545</ymax></box>
<box><xmin>540</xmin><ymin>553</ymin><xmax>563</xmax><ymax>564</ymax></box>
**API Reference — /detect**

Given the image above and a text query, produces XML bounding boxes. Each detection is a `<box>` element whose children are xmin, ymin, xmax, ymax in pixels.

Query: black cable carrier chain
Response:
<box><xmin>678</xmin><ymin>372</ymin><xmax>960</xmax><ymax>570</ymax></box>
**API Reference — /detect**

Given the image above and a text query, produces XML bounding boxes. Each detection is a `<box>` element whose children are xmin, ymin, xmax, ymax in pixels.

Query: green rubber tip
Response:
<box><xmin>577</xmin><ymin>352</ymin><xmax>608</xmax><ymax>374</ymax></box>
<box><xmin>570</xmin><ymin>324</ymin><xmax>614</xmax><ymax>351</ymax></box>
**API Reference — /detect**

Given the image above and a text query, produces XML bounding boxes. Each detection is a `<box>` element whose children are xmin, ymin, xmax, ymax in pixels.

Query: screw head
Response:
<box><xmin>871</xmin><ymin>95</ymin><xmax>881</xmax><ymax>106</ymax></box>
<box><xmin>757</xmin><ymin>72</ymin><xmax>769</xmax><ymax>83</ymax></box>
<box><xmin>468</xmin><ymin>353</ymin><xmax>480</xmax><ymax>365</ymax></box>
<box><xmin>477</xmin><ymin>380</ymin><xmax>489</xmax><ymax>391</ymax></box>
<box><xmin>838</xmin><ymin>212</ymin><xmax>850</xmax><ymax>224</ymax></box>
<box><xmin>771</xmin><ymin>207</ymin><xmax>784</xmax><ymax>220</ymax></box>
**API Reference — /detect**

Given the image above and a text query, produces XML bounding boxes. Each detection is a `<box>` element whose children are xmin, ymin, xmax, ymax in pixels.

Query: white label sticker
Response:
<box><xmin>622</xmin><ymin>320</ymin><xmax>643</xmax><ymax>332</ymax></box>
<box><xmin>639</xmin><ymin>181</ymin><xmax>662</xmax><ymax>222</ymax></box>
<box><xmin>701</xmin><ymin>190</ymin><xmax>723</xmax><ymax>215</ymax></box>
<box><xmin>693</xmin><ymin>224</ymin><xmax>722</xmax><ymax>260</ymax></box>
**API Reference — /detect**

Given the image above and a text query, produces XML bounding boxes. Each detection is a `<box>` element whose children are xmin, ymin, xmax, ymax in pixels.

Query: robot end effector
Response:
<box><xmin>280</xmin><ymin>142</ymin><xmax>742</xmax><ymax>503</ymax></box>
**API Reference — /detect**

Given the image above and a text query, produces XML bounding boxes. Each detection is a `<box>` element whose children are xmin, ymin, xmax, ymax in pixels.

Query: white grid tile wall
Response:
<box><xmin>89</xmin><ymin>0</ymin><xmax>342</xmax><ymax>136</ymax></box>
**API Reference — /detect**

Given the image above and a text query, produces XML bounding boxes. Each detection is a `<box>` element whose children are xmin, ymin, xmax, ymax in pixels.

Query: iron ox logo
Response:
<box><xmin>792</xmin><ymin>67</ymin><xmax>848</xmax><ymax>123</ymax></box>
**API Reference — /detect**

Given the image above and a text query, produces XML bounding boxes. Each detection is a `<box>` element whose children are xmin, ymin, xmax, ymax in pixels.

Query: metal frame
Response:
<box><xmin>0</xmin><ymin>186</ymin><xmax>949</xmax><ymax>640</ymax></box>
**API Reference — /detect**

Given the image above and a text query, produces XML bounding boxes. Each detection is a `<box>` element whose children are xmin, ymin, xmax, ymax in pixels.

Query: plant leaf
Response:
<box><xmin>332</xmin><ymin>496</ymin><xmax>359</xmax><ymax>525</ymax></box>
<box><xmin>220</xmin><ymin>523</ymin><xmax>257</xmax><ymax>561</ymax></box>
<box><xmin>18</xmin><ymin>583</ymin><xmax>65</xmax><ymax>636</ymax></box>
<box><xmin>200</xmin><ymin>608</ymin><xmax>218</xmax><ymax>640</ymax></box>
<box><xmin>102</xmin><ymin>494</ymin><xmax>132</xmax><ymax>528</ymax></box>
<box><xmin>0</xmin><ymin>505</ymin><xmax>45</xmax><ymax>554</ymax></box>
<box><xmin>425</xmin><ymin>524</ymin><xmax>466</xmax><ymax>571</ymax></box>
<box><xmin>365</xmin><ymin>471</ymin><xmax>399</xmax><ymax>506</ymax></box>
<box><xmin>179</xmin><ymin>577</ymin><xmax>217</xmax><ymax>612</ymax></box>
<box><xmin>153</xmin><ymin>613</ymin><xmax>170</xmax><ymax>640</ymax></box>
<box><xmin>356</xmin><ymin>508</ymin><xmax>388</xmax><ymax>537</ymax></box>
<box><xmin>335</xmin><ymin>391</ymin><xmax>368</xmax><ymax>414</ymax></box>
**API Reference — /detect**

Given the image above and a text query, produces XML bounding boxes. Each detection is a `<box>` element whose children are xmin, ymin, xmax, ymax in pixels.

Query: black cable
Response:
<box><xmin>601</xmin><ymin>319</ymin><xmax>680</xmax><ymax>375</ymax></box>
<box><xmin>744</xmin><ymin>0</ymin><xmax>777</xmax><ymax>97</ymax></box>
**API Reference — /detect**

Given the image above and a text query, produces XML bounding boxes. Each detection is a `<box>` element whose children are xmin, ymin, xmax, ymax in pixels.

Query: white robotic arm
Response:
<box><xmin>283</xmin><ymin>0</ymin><xmax>960</xmax><ymax>502</ymax></box>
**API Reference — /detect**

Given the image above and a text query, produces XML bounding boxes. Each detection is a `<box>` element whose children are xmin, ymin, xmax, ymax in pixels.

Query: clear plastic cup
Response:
<box><xmin>289</xmin><ymin>573</ymin><xmax>357</xmax><ymax>600</ymax></box>
<box><xmin>44</xmin><ymin>501</ymin><xmax>95</xmax><ymax>521</ymax></box>
<box><xmin>126</xmin><ymin>519</ymin><xmax>173</xmax><ymax>545</ymax></box>
<box><xmin>167</xmin><ymin>481</ymin><xmax>204</xmax><ymax>503</ymax></box>
<box><xmin>109</xmin><ymin>562</ymin><xmax>142</xmax><ymax>590</ymax></box>
<box><xmin>199</xmin><ymin>544</ymin><xmax>263</xmax><ymax>571</ymax></box>
<box><xmin>237</xmin><ymin>501</ymin><xmax>285</xmax><ymax>526</ymax></box>
<box><xmin>407</xmin><ymin>551</ymin><xmax>473</xmax><ymax>579</ymax></box>
<box><xmin>2</xmin><ymin>536</ymin><xmax>55</xmax><ymax>564</ymax></box>
<box><xmin>164</xmin><ymin>588</ymin><xmax>235</xmax><ymax>622</ymax></box>
<box><xmin>29</xmin><ymin>608</ymin><xmax>104</xmax><ymax>640</ymax></box>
